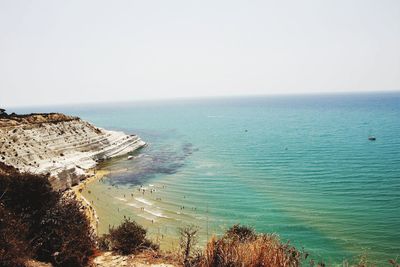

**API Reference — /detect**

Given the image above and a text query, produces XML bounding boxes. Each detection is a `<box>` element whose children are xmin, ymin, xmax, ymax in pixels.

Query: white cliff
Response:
<box><xmin>0</xmin><ymin>113</ymin><xmax>145</xmax><ymax>190</ymax></box>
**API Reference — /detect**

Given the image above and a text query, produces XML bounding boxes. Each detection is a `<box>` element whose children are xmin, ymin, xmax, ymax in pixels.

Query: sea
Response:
<box><xmin>13</xmin><ymin>92</ymin><xmax>400</xmax><ymax>265</ymax></box>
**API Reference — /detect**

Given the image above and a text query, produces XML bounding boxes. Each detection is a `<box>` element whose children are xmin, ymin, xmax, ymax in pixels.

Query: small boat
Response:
<box><xmin>127</xmin><ymin>155</ymin><xmax>133</xmax><ymax>160</ymax></box>
<box><xmin>368</xmin><ymin>136</ymin><xmax>376</xmax><ymax>141</ymax></box>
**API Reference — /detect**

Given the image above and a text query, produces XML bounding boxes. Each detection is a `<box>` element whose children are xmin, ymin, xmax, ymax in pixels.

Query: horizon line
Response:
<box><xmin>3</xmin><ymin>89</ymin><xmax>400</xmax><ymax>110</ymax></box>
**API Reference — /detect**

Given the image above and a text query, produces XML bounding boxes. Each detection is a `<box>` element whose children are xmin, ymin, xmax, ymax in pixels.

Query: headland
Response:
<box><xmin>0</xmin><ymin>111</ymin><xmax>145</xmax><ymax>191</ymax></box>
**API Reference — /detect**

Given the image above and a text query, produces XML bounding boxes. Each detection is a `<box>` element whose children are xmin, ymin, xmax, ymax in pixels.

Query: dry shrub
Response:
<box><xmin>179</xmin><ymin>224</ymin><xmax>200</xmax><ymax>266</ymax></box>
<box><xmin>34</xmin><ymin>197</ymin><xmax>95</xmax><ymax>266</ymax></box>
<box><xmin>0</xmin><ymin>172</ymin><xmax>58</xmax><ymax>228</ymax></box>
<box><xmin>97</xmin><ymin>234</ymin><xmax>112</xmax><ymax>251</ymax></box>
<box><xmin>225</xmin><ymin>224</ymin><xmax>256</xmax><ymax>242</ymax></box>
<box><xmin>203</xmin><ymin>230</ymin><xmax>302</xmax><ymax>267</ymax></box>
<box><xmin>0</xmin><ymin>171</ymin><xmax>94</xmax><ymax>267</ymax></box>
<box><xmin>0</xmin><ymin>162</ymin><xmax>18</xmax><ymax>176</ymax></box>
<box><xmin>0</xmin><ymin>204</ymin><xmax>30</xmax><ymax>267</ymax></box>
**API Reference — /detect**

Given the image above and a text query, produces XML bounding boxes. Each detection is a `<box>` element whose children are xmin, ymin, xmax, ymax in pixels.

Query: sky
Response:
<box><xmin>0</xmin><ymin>0</ymin><xmax>399</xmax><ymax>107</ymax></box>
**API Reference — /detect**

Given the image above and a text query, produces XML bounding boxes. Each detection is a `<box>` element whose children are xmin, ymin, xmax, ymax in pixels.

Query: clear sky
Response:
<box><xmin>0</xmin><ymin>0</ymin><xmax>399</xmax><ymax>107</ymax></box>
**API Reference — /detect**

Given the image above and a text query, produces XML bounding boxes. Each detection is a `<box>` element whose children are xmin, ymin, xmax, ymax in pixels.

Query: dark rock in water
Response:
<box><xmin>105</xmin><ymin>141</ymin><xmax>194</xmax><ymax>186</ymax></box>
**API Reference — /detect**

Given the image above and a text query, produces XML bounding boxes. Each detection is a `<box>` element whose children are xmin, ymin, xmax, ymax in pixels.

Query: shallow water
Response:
<box><xmin>17</xmin><ymin>93</ymin><xmax>400</xmax><ymax>265</ymax></box>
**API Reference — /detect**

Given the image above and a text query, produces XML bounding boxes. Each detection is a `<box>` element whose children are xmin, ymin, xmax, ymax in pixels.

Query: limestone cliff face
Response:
<box><xmin>0</xmin><ymin>113</ymin><xmax>145</xmax><ymax>190</ymax></box>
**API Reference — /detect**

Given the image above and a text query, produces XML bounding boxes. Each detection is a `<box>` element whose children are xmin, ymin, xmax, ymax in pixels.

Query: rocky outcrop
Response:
<box><xmin>0</xmin><ymin>113</ymin><xmax>145</xmax><ymax>190</ymax></box>
<box><xmin>93</xmin><ymin>252</ymin><xmax>177</xmax><ymax>267</ymax></box>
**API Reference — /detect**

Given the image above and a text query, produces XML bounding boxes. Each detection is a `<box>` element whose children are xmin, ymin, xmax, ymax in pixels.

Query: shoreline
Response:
<box><xmin>68</xmin><ymin>168</ymin><xmax>110</xmax><ymax>234</ymax></box>
<box><xmin>69</xmin><ymin>165</ymin><xmax>183</xmax><ymax>252</ymax></box>
<box><xmin>78</xmin><ymin>166</ymin><xmax>208</xmax><ymax>252</ymax></box>
<box><xmin>0</xmin><ymin>110</ymin><xmax>148</xmax><ymax>235</ymax></box>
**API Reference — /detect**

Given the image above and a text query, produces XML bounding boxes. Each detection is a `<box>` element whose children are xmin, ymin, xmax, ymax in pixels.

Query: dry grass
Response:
<box><xmin>202</xmin><ymin>234</ymin><xmax>303</xmax><ymax>267</ymax></box>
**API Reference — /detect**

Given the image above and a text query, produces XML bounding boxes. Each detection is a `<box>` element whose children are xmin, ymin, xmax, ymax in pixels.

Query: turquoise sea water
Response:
<box><xmin>16</xmin><ymin>93</ymin><xmax>400</xmax><ymax>264</ymax></box>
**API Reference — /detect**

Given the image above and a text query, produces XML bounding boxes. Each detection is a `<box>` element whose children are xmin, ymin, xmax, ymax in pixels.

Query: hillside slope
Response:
<box><xmin>0</xmin><ymin>112</ymin><xmax>145</xmax><ymax>190</ymax></box>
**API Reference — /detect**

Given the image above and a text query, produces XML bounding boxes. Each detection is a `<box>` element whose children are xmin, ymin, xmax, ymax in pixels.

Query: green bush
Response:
<box><xmin>107</xmin><ymin>219</ymin><xmax>158</xmax><ymax>255</ymax></box>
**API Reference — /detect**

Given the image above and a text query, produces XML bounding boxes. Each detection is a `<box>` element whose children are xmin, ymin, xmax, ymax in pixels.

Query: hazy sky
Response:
<box><xmin>1</xmin><ymin>0</ymin><xmax>399</xmax><ymax>107</ymax></box>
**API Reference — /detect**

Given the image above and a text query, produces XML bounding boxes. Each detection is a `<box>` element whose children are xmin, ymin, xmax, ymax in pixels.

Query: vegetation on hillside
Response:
<box><xmin>0</xmin><ymin>110</ymin><xmax>77</xmax><ymax>126</ymax></box>
<box><xmin>203</xmin><ymin>225</ymin><xmax>303</xmax><ymax>267</ymax></box>
<box><xmin>1</xmin><ymin>163</ymin><xmax>399</xmax><ymax>267</ymax></box>
<box><xmin>178</xmin><ymin>224</ymin><xmax>201</xmax><ymax>266</ymax></box>
<box><xmin>98</xmin><ymin>219</ymin><xmax>158</xmax><ymax>255</ymax></box>
<box><xmin>0</xmin><ymin>168</ymin><xmax>94</xmax><ymax>267</ymax></box>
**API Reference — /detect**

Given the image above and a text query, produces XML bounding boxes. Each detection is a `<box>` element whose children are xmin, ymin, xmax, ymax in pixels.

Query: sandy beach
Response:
<box><xmin>71</xmin><ymin>166</ymin><xmax>185</xmax><ymax>251</ymax></box>
<box><xmin>70</xmin><ymin>168</ymin><xmax>110</xmax><ymax>233</ymax></box>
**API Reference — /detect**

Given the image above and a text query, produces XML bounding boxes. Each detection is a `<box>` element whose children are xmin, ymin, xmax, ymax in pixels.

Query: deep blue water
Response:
<box><xmin>12</xmin><ymin>93</ymin><xmax>400</xmax><ymax>264</ymax></box>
